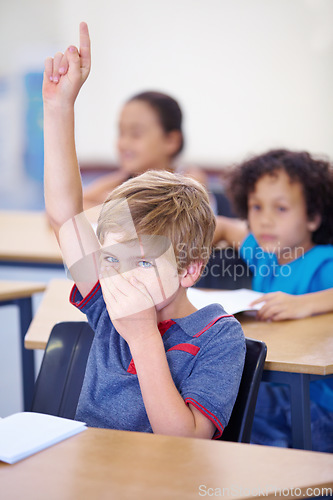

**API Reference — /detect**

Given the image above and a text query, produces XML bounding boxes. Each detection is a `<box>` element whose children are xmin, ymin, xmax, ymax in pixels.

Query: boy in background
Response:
<box><xmin>213</xmin><ymin>148</ymin><xmax>333</xmax><ymax>450</ymax></box>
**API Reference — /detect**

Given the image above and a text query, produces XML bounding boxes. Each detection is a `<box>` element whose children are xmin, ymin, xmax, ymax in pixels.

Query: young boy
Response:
<box><xmin>212</xmin><ymin>149</ymin><xmax>333</xmax><ymax>451</ymax></box>
<box><xmin>43</xmin><ymin>22</ymin><xmax>245</xmax><ymax>439</ymax></box>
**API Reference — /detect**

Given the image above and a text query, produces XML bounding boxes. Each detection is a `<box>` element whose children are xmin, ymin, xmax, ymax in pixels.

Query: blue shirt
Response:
<box><xmin>240</xmin><ymin>233</ymin><xmax>333</xmax><ymax>294</ymax></box>
<box><xmin>240</xmin><ymin>233</ymin><xmax>333</xmax><ymax>412</ymax></box>
<box><xmin>70</xmin><ymin>282</ymin><xmax>245</xmax><ymax>438</ymax></box>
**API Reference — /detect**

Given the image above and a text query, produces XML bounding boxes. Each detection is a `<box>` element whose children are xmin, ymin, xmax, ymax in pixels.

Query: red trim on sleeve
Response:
<box><xmin>193</xmin><ymin>315</ymin><xmax>233</xmax><ymax>338</ymax></box>
<box><xmin>70</xmin><ymin>285</ymin><xmax>77</xmax><ymax>304</ymax></box>
<box><xmin>70</xmin><ymin>282</ymin><xmax>101</xmax><ymax>310</ymax></box>
<box><xmin>185</xmin><ymin>397</ymin><xmax>224</xmax><ymax>439</ymax></box>
<box><xmin>167</xmin><ymin>343</ymin><xmax>200</xmax><ymax>356</ymax></box>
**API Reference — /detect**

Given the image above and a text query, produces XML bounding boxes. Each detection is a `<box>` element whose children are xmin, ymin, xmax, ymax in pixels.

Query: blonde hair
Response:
<box><xmin>97</xmin><ymin>170</ymin><xmax>216</xmax><ymax>274</ymax></box>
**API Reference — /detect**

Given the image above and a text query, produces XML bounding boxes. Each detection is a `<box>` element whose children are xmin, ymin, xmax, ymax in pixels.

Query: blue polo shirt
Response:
<box><xmin>70</xmin><ymin>282</ymin><xmax>245</xmax><ymax>438</ymax></box>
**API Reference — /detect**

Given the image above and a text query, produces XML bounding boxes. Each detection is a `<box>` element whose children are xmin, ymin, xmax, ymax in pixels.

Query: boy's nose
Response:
<box><xmin>119</xmin><ymin>264</ymin><xmax>136</xmax><ymax>279</ymax></box>
<box><xmin>259</xmin><ymin>209</ymin><xmax>274</xmax><ymax>226</ymax></box>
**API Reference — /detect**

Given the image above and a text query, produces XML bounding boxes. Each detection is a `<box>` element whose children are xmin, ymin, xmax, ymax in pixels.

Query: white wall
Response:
<box><xmin>1</xmin><ymin>0</ymin><xmax>333</xmax><ymax>166</ymax></box>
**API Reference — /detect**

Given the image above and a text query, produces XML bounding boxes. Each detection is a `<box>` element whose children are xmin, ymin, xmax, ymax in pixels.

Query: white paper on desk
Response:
<box><xmin>0</xmin><ymin>412</ymin><xmax>86</xmax><ymax>464</ymax></box>
<box><xmin>187</xmin><ymin>288</ymin><xmax>265</xmax><ymax>315</ymax></box>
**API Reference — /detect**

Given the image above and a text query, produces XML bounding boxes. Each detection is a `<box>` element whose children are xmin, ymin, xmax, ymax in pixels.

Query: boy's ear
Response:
<box><xmin>307</xmin><ymin>213</ymin><xmax>321</xmax><ymax>232</ymax></box>
<box><xmin>180</xmin><ymin>261</ymin><xmax>203</xmax><ymax>288</ymax></box>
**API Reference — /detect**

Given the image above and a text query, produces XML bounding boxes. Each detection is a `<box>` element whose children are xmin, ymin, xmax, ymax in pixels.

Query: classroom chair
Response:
<box><xmin>220</xmin><ymin>337</ymin><xmax>267</xmax><ymax>443</ymax></box>
<box><xmin>31</xmin><ymin>322</ymin><xmax>93</xmax><ymax>419</ymax></box>
<box><xmin>31</xmin><ymin>321</ymin><xmax>267</xmax><ymax>443</ymax></box>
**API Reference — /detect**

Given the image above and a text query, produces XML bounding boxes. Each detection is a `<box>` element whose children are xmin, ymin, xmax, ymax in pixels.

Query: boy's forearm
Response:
<box><xmin>129</xmin><ymin>334</ymin><xmax>211</xmax><ymax>439</ymax></box>
<box><xmin>42</xmin><ymin>25</ymin><xmax>99</xmax><ymax>296</ymax></box>
<box><xmin>44</xmin><ymin>103</ymin><xmax>83</xmax><ymax>233</ymax></box>
<box><xmin>44</xmin><ymin>102</ymin><xmax>101</xmax><ymax>297</ymax></box>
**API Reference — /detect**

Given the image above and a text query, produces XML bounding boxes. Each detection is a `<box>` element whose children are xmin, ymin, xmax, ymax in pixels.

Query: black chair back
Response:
<box><xmin>220</xmin><ymin>337</ymin><xmax>267</xmax><ymax>443</ymax></box>
<box><xmin>31</xmin><ymin>322</ymin><xmax>94</xmax><ymax>419</ymax></box>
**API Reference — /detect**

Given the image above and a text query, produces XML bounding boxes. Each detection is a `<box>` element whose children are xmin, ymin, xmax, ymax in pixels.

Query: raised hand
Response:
<box><xmin>43</xmin><ymin>22</ymin><xmax>91</xmax><ymax>106</ymax></box>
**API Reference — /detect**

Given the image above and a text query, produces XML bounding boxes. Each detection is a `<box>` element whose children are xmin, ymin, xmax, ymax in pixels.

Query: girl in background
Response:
<box><xmin>83</xmin><ymin>90</ymin><xmax>192</xmax><ymax>208</ymax></box>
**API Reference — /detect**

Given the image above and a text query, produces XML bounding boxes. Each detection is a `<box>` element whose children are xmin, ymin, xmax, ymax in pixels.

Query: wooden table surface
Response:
<box><xmin>25</xmin><ymin>279</ymin><xmax>85</xmax><ymax>349</ymax></box>
<box><xmin>0</xmin><ymin>281</ymin><xmax>46</xmax><ymax>301</ymax></box>
<box><xmin>1</xmin><ymin>427</ymin><xmax>332</xmax><ymax>500</ymax></box>
<box><xmin>238</xmin><ymin>311</ymin><xmax>333</xmax><ymax>375</ymax></box>
<box><xmin>25</xmin><ymin>279</ymin><xmax>333</xmax><ymax>377</ymax></box>
<box><xmin>0</xmin><ymin>209</ymin><xmax>100</xmax><ymax>266</ymax></box>
<box><xmin>0</xmin><ymin>211</ymin><xmax>62</xmax><ymax>265</ymax></box>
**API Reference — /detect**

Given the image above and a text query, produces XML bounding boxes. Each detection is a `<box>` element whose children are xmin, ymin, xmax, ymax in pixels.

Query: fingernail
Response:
<box><xmin>53</xmin><ymin>76</ymin><xmax>59</xmax><ymax>83</ymax></box>
<box><xmin>69</xmin><ymin>46</ymin><xmax>76</xmax><ymax>53</ymax></box>
<box><xmin>59</xmin><ymin>67</ymin><xmax>65</xmax><ymax>74</ymax></box>
<box><xmin>49</xmin><ymin>76</ymin><xmax>53</xmax><ymax>81</ymax></box>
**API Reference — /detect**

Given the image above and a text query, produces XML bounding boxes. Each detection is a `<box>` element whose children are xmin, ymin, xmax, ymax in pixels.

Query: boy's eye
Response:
<box><xmin>249</xmin><ymin>204</ymin><xmax>261</xmax><ymax>211</ymax></box>
<box><xmin>138</xmin><ymin>260</ymin><xmax>153</xmax><ymax>268</ymax></box>
<box><xmin>277</xmin><ymin>206</ymin><xmax>288</xmax><ymax>212</ymax></box>
<box><xmin>105</xmin><ymin>256</ymin><xmax>119</xmax><ymax>264</ymax></box>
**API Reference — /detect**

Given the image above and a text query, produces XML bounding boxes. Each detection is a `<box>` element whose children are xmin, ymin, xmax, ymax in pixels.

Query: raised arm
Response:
<box><xmin>43</xmin><ymin>22</ymin><xmax>100</xmax><ymax>296</ymax></box>
<box><xmin>213</xmin><ymin>215</ymin><xmax>248</xmax><ymax>248</ymax></box>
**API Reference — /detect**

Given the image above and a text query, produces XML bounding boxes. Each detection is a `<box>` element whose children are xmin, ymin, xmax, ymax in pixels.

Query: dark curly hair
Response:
<box><xmin>226</xmin><ymin>149</ymin><xmax>333</xmax><ymax>244</ymax></box>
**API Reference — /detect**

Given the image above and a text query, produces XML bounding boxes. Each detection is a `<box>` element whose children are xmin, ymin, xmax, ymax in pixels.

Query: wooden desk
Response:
<box><xmin>25</xmin><ymin>280</ymin><xmax>85</xmax><ymax>350</ymax></box>
<box><xmin>0</xmin><ymin>281</ymin><xmax>46</xmax><ymax>303</ymax></box>
<box><xmin>25</xmin><ymin>280</ymin><xmax>333</xmax><ymax>450</ymax></box>
<box><xmin>0</xmin><ymin>210</ymin><xmax>62</xmax><ymax>266</ymax></box>
<box><xmin>1</xmin><ymin>428</ymin><xmax>332</xmax><ymax>499</ymax></box>
<box><xmin>0</xmin><ymin>209</ymin><xmax>99</xmax><ymax>268</ymax></box>
<box><xmin>0</xmin><ymin>281</ymin><xmax>46</xmax><ymax>410</ymax></box>
<box><xmin>238</xmin><ymin>313</ymin><xmax>333</xmax><ymax>376</ymax></box>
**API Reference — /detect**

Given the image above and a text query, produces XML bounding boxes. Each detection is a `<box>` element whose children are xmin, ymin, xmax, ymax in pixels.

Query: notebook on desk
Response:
<box><xmin>188</xmin><ymin>288</ymin><xmax>265</xmax><ymax>315</ymax></box>
<box><xmin>0</xmin><ymin>412</ymin><xmax>86</xmax><ymax>464</ymax></box>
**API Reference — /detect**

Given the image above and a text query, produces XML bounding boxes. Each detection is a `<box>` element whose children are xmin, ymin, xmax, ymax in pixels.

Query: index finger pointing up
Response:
<box><xmin>79</xmin><ymin>21</ymin><xmax>91</xmax><ymax>70</ymax></box>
